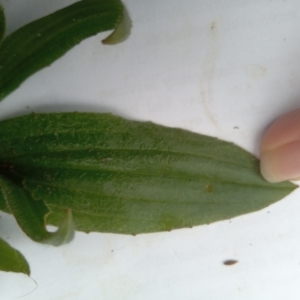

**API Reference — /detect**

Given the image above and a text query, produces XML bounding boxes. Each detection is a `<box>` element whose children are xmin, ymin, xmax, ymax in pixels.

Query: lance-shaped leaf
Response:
<box><xmin>0</xmin><ymin>0</ymin><xmax>131</xmax><ymax>101</ymax></box>
<box><xmin>0</xmin><ymin>237</ymin><xmax>30</xmax><ymax>275</ymax></box>
<box><xmin>0</xmin><ymin>174</ymin><xmax>74</xmax><ymax>245</ymax></box>
<box><xmin>0</xmin><ymin>113</ymin><xmax>297</xmax><ymax>235</ymax></box>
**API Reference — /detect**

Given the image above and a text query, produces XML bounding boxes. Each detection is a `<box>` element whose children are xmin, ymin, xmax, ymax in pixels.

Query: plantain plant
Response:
<box><xmin>0</xmin><ymin>0</ymin><xmax>297</xmax><ymax>276</ymax></box>
<box><xmin>0</xmin><ymin>0</ymin><xmax>131</xmax><ymax>275</ymax></box>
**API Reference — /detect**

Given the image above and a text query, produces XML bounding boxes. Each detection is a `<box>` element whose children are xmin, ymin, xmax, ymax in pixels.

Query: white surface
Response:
<box><xmin>1</xmin><ymin>0</ymin><xmax>300</xmax><ymax>299</ymax></box>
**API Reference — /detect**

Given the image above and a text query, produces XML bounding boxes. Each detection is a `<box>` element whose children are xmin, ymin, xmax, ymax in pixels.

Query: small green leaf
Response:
<box><xmin>0</xmin><ymin>237</ymin><xmax>30</xmax><ymax>275</ymax></box>
<box><xmin>0</xmin><ymin>0</ymin><xmax>131</xmax><ymax>101</ymax></box>
<box><xmin>0</xmin><ymin>113</ymin><xmax>297</xmax><ymax>235</ymax></box>
<box><xmin>0</xmin><ymin>173</ymin><xmax>74</xmax><ymax>245</ymax></box>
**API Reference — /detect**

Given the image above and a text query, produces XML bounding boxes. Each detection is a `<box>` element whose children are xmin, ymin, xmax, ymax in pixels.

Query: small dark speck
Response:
<box><xmin>233</xmin><ymin>126</ymin><xmax>239</xmax><ymax>129</ymax></box>
<box><xmin>223</xmin><ymin>259</ymin><xmax>238</xmax><ymax>266</ymax></box>
<box><xmin>267</xmin><ymin>211</ymin><xmax>270</xmax><ymax>214</ymax></box>
<box><xmin>111</xmin><ymin>250</ymin><xmax>114</xmax><ymax>253</ymax></box>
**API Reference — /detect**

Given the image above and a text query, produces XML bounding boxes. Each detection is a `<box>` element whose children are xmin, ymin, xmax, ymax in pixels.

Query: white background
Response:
<box><xmin>1</xmin><ymin>0</ymin><xmax>300</xmax><ymax>299</ymax></box>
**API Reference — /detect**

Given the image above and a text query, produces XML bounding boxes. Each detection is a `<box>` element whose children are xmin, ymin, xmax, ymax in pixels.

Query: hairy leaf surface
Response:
<box><xmin>0</xmin><ymin>113</ymin><xmax>297</xmax><ymax>235</ymax></box>
<box><xmin>0</xmin><ymin>237</ymin><xmax>30</xmax><ymax>275</ymax></box>
<box><xmin>0</xmin><ymin>0</ymin><xmax>131</xmax><ymax>101</ymax></box>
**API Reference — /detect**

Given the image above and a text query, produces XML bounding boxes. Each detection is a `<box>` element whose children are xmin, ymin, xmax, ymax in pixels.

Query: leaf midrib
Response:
<box><xmin>1</xmin><ymin>146</ymin><xmax>255</xmax><ymax>171</ymax></box>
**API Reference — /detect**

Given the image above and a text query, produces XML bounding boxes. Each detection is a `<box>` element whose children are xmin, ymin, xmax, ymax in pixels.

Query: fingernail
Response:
<box><xmin>260</xmin><ymin>108</ymin><xmax>300</xmax><ymax>183</ymax></box>
<box><xmin>260</xmin><ymin>141</ymin><xmax>300</xmax><ymax>182</ymax></box>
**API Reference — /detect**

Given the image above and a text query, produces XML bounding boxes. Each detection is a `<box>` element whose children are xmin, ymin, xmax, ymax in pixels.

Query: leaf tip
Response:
<box><xmin>45</xmin><ymin>208</ymin><xmax>75</xmax><ymax>246</ymax></box>
<box><xmin>102</xmin><ymin>5</ymin><xmax>132</xmax><ymax>45</ymax></box>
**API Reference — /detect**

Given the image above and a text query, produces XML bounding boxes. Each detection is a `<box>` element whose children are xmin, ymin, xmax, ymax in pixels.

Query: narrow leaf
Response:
<box><xmin>0</xmin><ymin>237</ymin><xmax>30</xmax><ymax>275</ymax></box>
<box><xmin>0</xmin><ymin>0</ymin><xmax>131</xmax><ymax>101</ymax></box>
<box><xmin>0</xmin><ymin>113</ymin><xmax>297</xmax><ymax>235</ymax></box>
<box><xmin>0</xmin><ymin>173</ymin><xmax>74</xmax><ymax>245</ymax></box>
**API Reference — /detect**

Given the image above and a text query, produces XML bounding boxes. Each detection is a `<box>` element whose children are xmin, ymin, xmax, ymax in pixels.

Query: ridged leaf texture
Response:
<box><xmin>0</xmin><ymin>113</ymin><xmax>297</xmax><ymax>235</ymax></box>
<box><xmin>0</xmin><ymin>0</ymin><xmax>131</xmax><ymax>101</ymax></box>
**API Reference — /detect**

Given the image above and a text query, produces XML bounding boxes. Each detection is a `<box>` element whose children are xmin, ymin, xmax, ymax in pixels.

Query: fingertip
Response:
<box><xmin>261</xmin><ymin>108</ymin><xmax>300</xmax><ymax>152</ymax></box>
<box><xmin>260</xmin><ymin>108</ymin><xmax>300</xmax><ymax>183</ymax></box>
<box><xmin>260</xmin><ymin>150</ymin><xmax>280</xmax><ymax>183</ymax></box>
<box><xmin>260</xmin><ymin>141</ymin><xmax>300</xmax><ymax>183</ymax></box>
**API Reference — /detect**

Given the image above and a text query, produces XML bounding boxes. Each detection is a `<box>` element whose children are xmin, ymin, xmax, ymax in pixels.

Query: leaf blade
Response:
<box><xmin>0</xmin><ymin>237</ymin><xmax>30</xmax><ymax>275</ymax></box>
<box><xmin>0</xmin><ymin>0</ymin><xmax>131</xmax><ymax>101</ymax></box>
<box><xmin>0</xmin><ymin>113</ymin><xmax>297</xmax><ymax>234</ymax></box>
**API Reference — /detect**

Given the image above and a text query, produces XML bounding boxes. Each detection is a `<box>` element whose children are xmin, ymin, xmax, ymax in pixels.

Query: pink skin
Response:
<box><xmin>260</xmin><ymin>108</ymin><xmax>300</xmax><ymax>183</ymax></box>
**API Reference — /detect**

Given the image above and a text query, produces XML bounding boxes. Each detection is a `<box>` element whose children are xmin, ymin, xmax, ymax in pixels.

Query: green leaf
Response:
<box><xmin>0</xmin><ymin>0</ymin><xmax>131</xmax><ymax>101</ymax></box>
<box><xmin>0</xmin><ymin>113</ymin><xmax>297</xmax><ymax>235</ymax></box>
<box><xmin>0</xmin><ymin>173</ymin><xmax>74</xmax><ymax>245</ymax></box>
<box><xmin>0</xmin><ymin>237</ymin><xmax>30</xmax><ymax>275</ymax></box>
